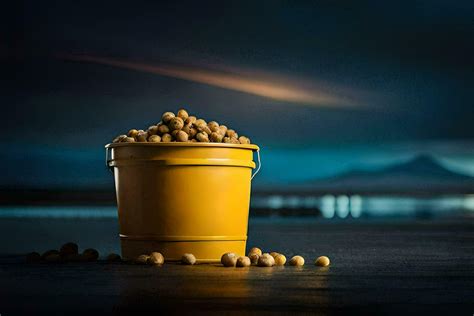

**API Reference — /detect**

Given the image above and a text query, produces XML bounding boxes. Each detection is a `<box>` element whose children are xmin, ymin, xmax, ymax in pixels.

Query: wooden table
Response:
<box><xmin>0</xmin><ymin>218</ymin><xmax>473</xmax><ymax>315</ymax></box>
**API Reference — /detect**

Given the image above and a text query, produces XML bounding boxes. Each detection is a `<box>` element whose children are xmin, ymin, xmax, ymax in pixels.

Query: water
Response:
<box><xmin>0</xmin><ymin>195</ymin><xmax>473</xmax><ymax>219</ymax></box>
<box><xmin>0</xmin><ymin>206</ymin><xmax>117</xmax><ymax>219</ymax></box>
<box><xmin>251</xmin><ymin>194</ymin><xmax>474</xmax><ymax>218</ymax></box>
<box><xmin>2</xmin><ymin>195</ymin><xmax>471</xmax><ymax>255</ymax></box>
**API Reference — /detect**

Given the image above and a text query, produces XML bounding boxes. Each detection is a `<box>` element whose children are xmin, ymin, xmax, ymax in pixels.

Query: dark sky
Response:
<box><xmin>1</xmin><ymin>0</ymin><xmax>473</xmax><ymax>188</ymax></box>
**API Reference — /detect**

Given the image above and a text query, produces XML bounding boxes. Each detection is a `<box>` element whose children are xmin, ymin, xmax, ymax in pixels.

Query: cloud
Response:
<box><xmin>60</xmin><ymin>54</ymin><xmax>361</xmax><ymax>108</ymax></box>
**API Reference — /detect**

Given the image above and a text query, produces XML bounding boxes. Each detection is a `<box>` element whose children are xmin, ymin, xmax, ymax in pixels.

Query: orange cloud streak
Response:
<box><xmin>62</xmin><ymin>54</ymin><xmax>357</xmax><ymax>107</ymax></box>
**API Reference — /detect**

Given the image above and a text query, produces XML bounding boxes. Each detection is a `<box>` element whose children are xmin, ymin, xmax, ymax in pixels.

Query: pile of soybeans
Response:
<box><xmin>112</xmin><ymin>109</ymin><xmax>251</xmax><ymax>144</ymax></box>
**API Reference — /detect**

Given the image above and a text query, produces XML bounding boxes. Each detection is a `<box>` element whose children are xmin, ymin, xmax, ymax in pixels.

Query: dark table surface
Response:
<box><xmin>0</xmin><ymin>216</ymin><xmax>473</xmax><ymax>315</ymax></box>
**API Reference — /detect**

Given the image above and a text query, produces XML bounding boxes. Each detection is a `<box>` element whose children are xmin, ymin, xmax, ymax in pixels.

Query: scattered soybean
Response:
<box><xmin>148</xmin><ymin>252</ymin><xmax>165</xmax><ymax>265</ymax></box>
<box><xmin>315</xmin><ymin>256</ymin><xmax>330</xmax><ymax>267</ymax></box>
<box><xmin>236</xmin><ymin>256</ymin><xmax>251</xmax><ymax>267</ymax></box>
<box><xmin>274</xmin><ymin>254</ymin><xmax>287</xmax><ymax>266</ymax></box>
<box><xmin>82</xmin><ymin>248</ymin><xmax>99</xmax><ymax>262</ymax></box>
<box><xmin>248</xmin><ymin>247</ymin><xmax>262</xmax><ymax>256</ymax></box>
<box><xmin>106</xmin><ymin>253</ymin><xmax>122</xmax><ymax>262</ymax></box>
<box><xmin>258</xmin><ymin>253</ymin><xmax>275</xmax><ymax>267</ymax></box>
<box><xmin>221</xmin><ymin>252</ymin><xmax>237</xmax><ymax>267</ymax></box>
<box><xmin>248</xmin><ymin>253</ymin><xmax>260</xmax><ymax>265</ymax></box>
<box><xmin>182</xmin><ymin>253</ymin><xmax>197</xmax><ymax>265</ymax></box>
<box><xmin>289</xmin><ymin>255</ymin><xmax>305</xmax><ymax>266</ymax></box>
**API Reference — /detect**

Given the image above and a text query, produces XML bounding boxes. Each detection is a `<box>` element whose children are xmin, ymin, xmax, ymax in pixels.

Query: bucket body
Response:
<box><xmin>105</xmin><ymin>142</ymin><xmax>259</xmax><ymax>262</ymax></box>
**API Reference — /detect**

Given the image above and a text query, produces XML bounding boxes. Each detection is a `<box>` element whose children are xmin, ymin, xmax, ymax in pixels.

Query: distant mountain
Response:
<box><xmin>298</xmin><ymin>154</ymin><xmax>474</xmax><ymax>194</ymax></box>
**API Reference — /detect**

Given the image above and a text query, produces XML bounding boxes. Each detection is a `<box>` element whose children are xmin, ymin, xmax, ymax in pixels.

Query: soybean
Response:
<box><xmin>194</xmin><ymin>119</ymin><xmax>207</xmax><ymax>128</ymax></box>
<box><xmin>157</xmin><ymin>123</ymin><xmax>170</xmax><ymax>135</ymax></box>
<box><xmin>185</xmin><ymin>116</ymin><xmax>197</xmax><ymax>125</ymax></box>
<box><xmin>177</xmin><ymin>109</ymin><xmax>189</xmax><ymax>121</ymax></box>
<box><xmin>128</xmin><ymin>129</ymin><xmax>139</xmax><ymax>138</ymax></box>
<box><xmin>239</xmin><ymin>136</ymin><xmax>251</xmax><ymax>144</ymax></box>
<box><xmin>224</xmin><ymin>137</ymin><xmax>239</xmax><ymax>144</ymax></box>
<box><xmin>274</xmin><ymin>254</ymin><xmax>287</xmax><ymax>266</ymax></box>
<box><xmin>269</xmin><ymin>252</ymin><xmax>279</xmax><ymax>259</ymax></box>
<box><xmin>148</xmin><ymin>135</ymin><xmax>161</xmax><ymax>142</ymax></box>
<box><xmin>161</xmin><ymin>133</ymin><xmax>173</xmax><ymax>142</ymax></box>
<box><xmin>195</xmin><ymin>119</ymin><xmax>212</xmax><ymax>134</ymax></box>
<box><xmin>210</xmin><ymin>132</ymin><xmax>223</xmax><ymax>143</ymax></box>
<box><xmin>136</xmin><ymin>131</ymin><xmax>148</xmax><ymax>142</ymax></box>
<box><xmin>147</xmin><ymin>125</ymin><xmax>159</xmax><ymax>136</ymax></box>
<box><xmin>315</xmin><ymin>256</ymin><xmax>330</xmax><ymax>267</ymax></box>
<box><xmin>174</xmin><ymin>130</ymin><xmax>188</xmax><ymax>142</ymax></box>
<box><xmin>123</xmin><ymin>137</ymin><xmax>136</xmax><ymax>143</ymax></box>
<box><xmin>162</xmin><ymin>112</ymin><xmax>175</xmax><ymax>124</ymax></box>
<box><xmin>289</xmin><ymin>255</ymin><xmax>305</xmax><ymax>266</ymax></box>
<box><xmin>182</xmin><ymin>124</ymin><xmax>197</xmax><ymax>138</ymax></box>
<box><xmin>169</xmin><ymin>117</ymin><xmax>184</xmax><ymax>131</ymax></box>
<box><xmin>196</xmin><ymin>132</ymin><xmax>209</xmax><ymax>142</ymax></box>
<box><xmin>218</xmin><ymin>125</ymin><xmax>228</xmax><ymax>136</ymax></box>
<box><xmin>182</xmin><ymin>253</ymin><xmax>196</xmax><ymax>265</ymax></box>
<box><xmin>113</xmin><ymin>135</ymin><xmax>127</xmax><ymax>143</ymax></box>
<box><xmin>226</xmin><ymin>129</ymin><xmax>238</xmax><ymax>138</ymax></box>
<box><xmin>221</xmin><ymin>252</ymin><xmax>237</xmax><ymax>267</ymax></box>
<box><xmin>148</xmin><ymin>252</ymin><xmax>165</xmax><ymax>265</ymax></box>
<box><xmin>82</xmin><ymin>248</ymin><xmax>99</xmax><ymax>261</ymax></box>
<box><xmin>248</xmin><ymin>252</ymin><xmax>260</xmax><ymax>265</ymax></box>
<box><xmin>248</xmin><ymin>247</ymin><xmax>262</xmax><ymax>256</ymax></box>
<box><xmin>182</xmin><ymin>124</ymin><xmax>192</xmax><ymax>135</ymax></box>
<box><xmin>106</xmin><ymin>253</ymin><xmax>122</xmax><ymax>262</ymax></box>
<box><xmin>197</xmin><ymin>125</ymin><xmax>212</xmax><ymax>135</ymax></box>
<box><xmin>208</xmin><ymin>121</ymin><xmax>219</xmax><ymax>132</ymax></box>
<box><xmin>236</xmin><ymin>256</ymin><xmax>251</xmax><ymax>267</ymax></box>
<box><xmin>258</xmin><ymin>253</ymin><xmax>275</xmax><ymax>267</ymax></box>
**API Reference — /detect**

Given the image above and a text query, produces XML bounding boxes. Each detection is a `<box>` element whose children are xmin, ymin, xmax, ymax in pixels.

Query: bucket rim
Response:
<box><xmin>105</xmin><ymin>142</ymin><xmax>259</xmax><ymax>151</ymax></box>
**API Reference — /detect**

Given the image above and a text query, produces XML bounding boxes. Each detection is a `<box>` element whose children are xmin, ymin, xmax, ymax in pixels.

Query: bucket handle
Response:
<box><xmin>251</xmin><ymin>148</ymin><xmax>261</xmax><ymax>180</ymax></box>
<box><xmin>105</xmin><ymin>147</ymin><xmax>113</xmax><ymax>173</ymax></box>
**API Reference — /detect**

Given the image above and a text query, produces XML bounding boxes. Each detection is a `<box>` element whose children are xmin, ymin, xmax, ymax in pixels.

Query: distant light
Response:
<box><xmin>463</xmin><ymin>195</ymin><xmax>474</xmax><ymax>211</ymax></box>
<box><xmin>286</xmin><ymin>196</ymin><xmax>301</xmax><ymax>209</ymax></box>
<box><xmin>364</xmin><ymin>197</ymin><xmax>417</xmax><ymax>217</ymax></box>
<box><xmin>267</xmin><ymin>195</ymin><xmax>284</xmax><ymax>209</ymax></box>
<box><xmin>0</xmin><ymin>206</ymin><xmax>117</xmax><ymax>219</ymax></box>
<box><xmin>321</xmin><ymin>195</ymin><xmax>335</xmax><ymax>218</ymax></box>
<box><xmin>303</xmin><ymin>196</ymin><xmax>318</xmax><ymax>209</ymax></box>
<box><xmin>350</xmin><ymin>195</ymin><xmax>362</xmax><ymax>218</ymax></box>
<box><xmin>336</xmin><ymin>195</ymin><xmax>350</xmax><ymax>218</ymax></box>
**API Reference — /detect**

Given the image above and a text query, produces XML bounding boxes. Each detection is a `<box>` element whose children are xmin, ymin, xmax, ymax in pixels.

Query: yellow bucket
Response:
<box><xmin>105</xmin><ymin>142</ymin><xmax>260</xmax><ymax>262</ymax></box>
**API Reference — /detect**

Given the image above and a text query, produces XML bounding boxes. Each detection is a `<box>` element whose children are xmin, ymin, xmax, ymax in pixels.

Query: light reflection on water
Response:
<box><xmin>0</xmin><ymin>206</ymin><xmax>117</xmax><ymax>218</ymax></box>
<box><xmin>251</xmin><ymin>194</ymin><xmax>474</xmax><ymax>218</ymax></box>
<box><xmin>0</xmin><ymin>195</ymin><xmax>473</xmax><ymax>219</ymax></box>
